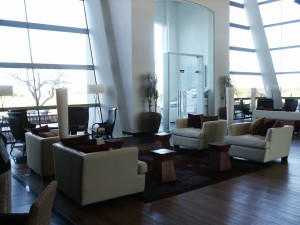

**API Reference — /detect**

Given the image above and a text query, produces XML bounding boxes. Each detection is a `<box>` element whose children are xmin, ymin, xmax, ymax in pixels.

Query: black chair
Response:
<box><xmin>68</xmin><ymin>106</ymin><xmax>89</xmax><ymax>135</ymax></box>
<box><xmin>7</xmin><ymin>116</ymin><xmax>26</xmax><ymax>156</ymax></box>
<box><xmin>92</xmin><ymin>107</ymin><xmax>117</xmax><ymax>139</ymax></box>
<box><xmin>8</xmin><ymin>109</ymin><xmax>36</xmax><ymax>130</ymax></box>
<box><xmin>282</xmin><ymin>98</ymin><xmax>298</xmax><ymax>112</ymax></box>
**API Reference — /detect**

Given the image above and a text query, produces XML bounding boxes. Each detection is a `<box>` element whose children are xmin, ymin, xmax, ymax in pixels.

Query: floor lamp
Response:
<box><xmin>87</xmin><ymin>84</ymin><xmax>104</xmax><ymax>123</ymax></box>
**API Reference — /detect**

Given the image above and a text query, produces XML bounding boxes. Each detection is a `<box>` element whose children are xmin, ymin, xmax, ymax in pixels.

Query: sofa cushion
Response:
<box><xmin>172</xmin><ymin>127</ymin><xmax>204</xmax><ymax>138</ymax></box>
<box><xmin>200</xmin><ymin>115</ymin><xmax>219</xmax><ymax>128</ymax></box>
<box><xmin>187</xmin><ymin>113</ymin><xmax>202</xmax><ymax>128</ymax></box>
<box><xmin>75</xmin><ymin>144</ymin><xmax>110</xmax><ymax>153</ymax></box>
<box><xmin>249</xmin><ymin>117</ymin><xmax>265</xmax><ymax>135</ymax></box>
<box><xmin>259</xmin><ymin>119</ymin><xmax>276</xmax><ymax>136</ymax></box>
<box><xmin>224</xmin><ymin>134</ymin><xmax>269</xmax><ymax>149</ymax></box>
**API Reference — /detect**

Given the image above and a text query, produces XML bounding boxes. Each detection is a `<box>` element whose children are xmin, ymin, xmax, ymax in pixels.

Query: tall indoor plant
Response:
<box><xmin>141</xmin><ymin>72</ymin><xmax>162</xmax><ymax>133</ymax></box>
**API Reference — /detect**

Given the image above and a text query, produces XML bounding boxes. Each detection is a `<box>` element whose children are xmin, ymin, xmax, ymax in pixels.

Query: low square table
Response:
<box><xmin>151</xmin><ymin>148</ymin><xmax>176</xmax><ymax>183</ymax></box>
<box><xmin>208</xmin><ymin>142</ymin><xmax>231</xmax><ymax>172</ymax></box>
<box><xmin>153</xmin><ymin>132</ymin><xmax>172</xmax><ymax>149</ymax></box>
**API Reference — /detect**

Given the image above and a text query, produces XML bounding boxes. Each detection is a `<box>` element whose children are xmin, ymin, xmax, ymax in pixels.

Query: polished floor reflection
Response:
<box><xmin>7</xmin><ymin>136</ymin><xmax>300</xmax><ymax>225</ymax></box>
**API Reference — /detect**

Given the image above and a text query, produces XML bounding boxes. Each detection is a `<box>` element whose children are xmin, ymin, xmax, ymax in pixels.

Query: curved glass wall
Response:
<box><xmin>155</xmin><ymin>0</ymin><xmax>214</xmax><ymax>130</ymax></box>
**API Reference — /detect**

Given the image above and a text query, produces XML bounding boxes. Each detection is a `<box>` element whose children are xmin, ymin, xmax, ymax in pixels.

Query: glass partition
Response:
<box><xmin>155</xmin><ymin>0</ymin><xmax>214</xmax><ymax>131</ymax></box>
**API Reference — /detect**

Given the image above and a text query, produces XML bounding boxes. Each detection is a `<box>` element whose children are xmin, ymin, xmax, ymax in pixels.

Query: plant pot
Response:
<box><xmin>141</xmin><ymin>112</ymin><xmax>162</xmax><ymax>134</ymax></box>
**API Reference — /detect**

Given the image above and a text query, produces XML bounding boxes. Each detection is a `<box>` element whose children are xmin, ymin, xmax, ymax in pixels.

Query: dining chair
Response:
<box><xmin>7</xmin><ymin>116</ymin><xmax>26</xmax><ymax>156</ymax></box>
<box><xmin>68</xmin><ymin>106</ymin><xmax>89</xmax><ymax>135</ymax></box>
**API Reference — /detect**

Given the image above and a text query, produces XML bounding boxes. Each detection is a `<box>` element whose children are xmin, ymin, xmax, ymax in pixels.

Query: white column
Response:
<box><xmin>56</xmin><ymin>88</ymin><xmax>69</xmax><ymax>139</ymax></box>
<box><xmin>250</xmin><ymin>87</ymin><xmax>257</xmax><ymax>110</ymax></box>
<box><xmin>243</xmin><ymin>0</ymin><xmax>282</xmax><ymax>109</ymax></box>
<box><xmin>226</xmin><ymin>87</ymin><xmax>234</xmax><ymax>125</ymax></box>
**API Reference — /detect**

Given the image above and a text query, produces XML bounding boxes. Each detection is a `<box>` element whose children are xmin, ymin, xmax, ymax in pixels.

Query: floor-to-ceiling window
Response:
<box><xmin>230</xmin><ymin>0</ymin><xmax>300</xmax><ymax>99</ymax></box>
<box><xmin>0</xmin><ymin>0</ymin><xmax>94</xmax><ymax>109</ymax></box>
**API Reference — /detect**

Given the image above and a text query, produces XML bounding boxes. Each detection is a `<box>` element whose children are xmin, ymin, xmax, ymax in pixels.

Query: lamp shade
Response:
<box><xmin>87</xmin><ymin>84</ymin><xmax>105</xmax><ymax>94</ymax></box>
<box><xmin>0</xmin><ymin>85</ymin><xmax>13</xmax><ymax>96</ymax></box>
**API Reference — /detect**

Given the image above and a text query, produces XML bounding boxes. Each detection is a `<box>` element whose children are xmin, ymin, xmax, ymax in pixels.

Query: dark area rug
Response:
<box><xmin>134</xmin><ymin>148</ymin><xmax>271</xmax><ymax>203</ymax></box>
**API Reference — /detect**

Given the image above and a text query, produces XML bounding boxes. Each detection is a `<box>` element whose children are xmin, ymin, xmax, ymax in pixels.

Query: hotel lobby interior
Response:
<box><xmin>1</xmin><ymin>0</ymin><xmax>300</xmax><ymax>224</ymax></box>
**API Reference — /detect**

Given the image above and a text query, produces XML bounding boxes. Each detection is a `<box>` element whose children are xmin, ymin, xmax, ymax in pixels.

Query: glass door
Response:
<box><xmin>164</xmin><ymin>53</ymin><xmax>204</xmax><ymax>131</ymax></box>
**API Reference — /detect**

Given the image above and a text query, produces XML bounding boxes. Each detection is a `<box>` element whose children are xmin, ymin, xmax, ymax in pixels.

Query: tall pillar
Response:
<box><xmin>243</xmin><ymin>0</ymin><xmax>282</xmax><ymax>109</ymax></box>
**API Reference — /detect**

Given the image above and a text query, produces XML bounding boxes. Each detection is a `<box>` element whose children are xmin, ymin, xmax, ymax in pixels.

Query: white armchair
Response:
<box><xmin>25</xmin><ymin>131</ymin><xmax>60</xmax><ymax>177</ymax></box>
<box><xmin>52</xmin><ymin>143</ymin><xmax>147</xmax><ymax>206</ymax></box>
<box><xmin>172</xmin><ymin>119</ymin><xmax>227</xmax><ymax>150</ymax></box>
<box><xmin>224</xmin><ymin>122</ymin><xmax>294</xmax><ymax>163</ymax></box>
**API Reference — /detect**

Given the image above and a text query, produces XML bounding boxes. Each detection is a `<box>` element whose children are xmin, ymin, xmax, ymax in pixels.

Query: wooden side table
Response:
<box><xmin>151</xmin><ymin>149</ymin><xmax>176</xmax><ymax>183</ymax></box>
<box><xmin>153</xmin><ymin>132</ymin><xmax>172</xmax><ymax>149</ymax></box>
<box><xmin>208</xmin><ymin>142</ymin><xmax>231</xmax><ymax>172</ymax></box>
<box><xmin>104</xmin><ymin>138</ymin><xmax>124</xmax><ymax>149</ymax></box>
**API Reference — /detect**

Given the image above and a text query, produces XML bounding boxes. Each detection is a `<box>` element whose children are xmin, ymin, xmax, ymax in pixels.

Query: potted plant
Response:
<box><xmin>219</xmin><ymin>75</ymin><xmax>234</xmax><ymax>119</ymax></box>
<box><xmin>141</xmin><ymin>72</ymin><xmax>162</xmax><ymax>133</ymax></box>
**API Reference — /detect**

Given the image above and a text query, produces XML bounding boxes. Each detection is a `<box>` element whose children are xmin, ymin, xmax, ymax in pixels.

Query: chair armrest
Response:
<box><xmin>227</xmin><ymin>122</ymin><xmax>252</xmax><ymax>136</ymax></box>
<box><xmin>266</xmin><ymin>125</ymin><xmax>293</xmax><ymax>150</ymax></box>
<box><xmin>138</xmin><ymin>160</ymin><xmax>148</xmax><ymax>174</ymax></box>
<box><xmin>175</xmin><ymin>118</ymin><xmax>188</xmax><ymax>128</ymax></box>
<box><xmin>202</xmin><ymin>120</ymin><xmax>227</xmax><ymax>143</ymax></box>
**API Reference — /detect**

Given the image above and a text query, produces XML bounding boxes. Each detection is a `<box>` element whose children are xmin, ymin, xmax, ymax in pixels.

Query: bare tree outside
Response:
<box><xmin>10</xmin><ymin>70</ymin><xmax>68</xmax><ymax>107</ymax></box>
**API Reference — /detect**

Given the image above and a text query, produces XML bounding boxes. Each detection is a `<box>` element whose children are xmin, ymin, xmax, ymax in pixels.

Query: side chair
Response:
<box><xmin>0</xmin><ymin>181</ymin><xmax>57</xmax><ymax>225</ymax></box>
<box><xmin>7</xmin><ymin>116</ymin><xmax>26</xmax><ymax>156</ymax></box>
<box><xmin>68</xmin><ymin>106</ymin><xmax>89</xmax><ymax>135</ymax></box>
<box><xmin>92</xmin><ymin>107</ymin><xmax>117</xmax><ymax>139</ymax></box>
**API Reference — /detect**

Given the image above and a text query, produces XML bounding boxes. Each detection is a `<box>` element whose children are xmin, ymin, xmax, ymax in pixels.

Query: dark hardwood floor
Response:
<box><xmin>7</xmin><ymin>135</ymin><xmax>300</xmax><ymax>225</ymax></box>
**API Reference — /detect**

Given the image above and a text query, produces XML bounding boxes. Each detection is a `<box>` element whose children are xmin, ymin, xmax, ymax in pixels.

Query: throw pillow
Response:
<box><xmin>272</xmin><ymin>120</ymin><xmax>284</xmax><ymax>128</ymax></box>
<box><xmin>30</xmin><ymin>125</ymin><xmax>50</xmax><ymax>135</ymax></box>
<box><xmin>38</xmin><ymin>131</ymin><xmax>57</xmax><ymax>138</ymax></box>
<box><xmin>259</xmin><ymin>119</ymin><xmax>276</xmax><ymax>136</ymax></box>
<box><xmin>249</xmin><ymin>117</ymin><xmax>265</xmax><ymax>135</ymax></box>
<box><xmin>61</xmin><ymin>134</ymin><xmax>94</xmax><ymax>148</ymax></box>
<box><xmin>200</xmin><ymin>115</ymin><xmax>219</xmax><ymax>128</ymax></box>
<box><xmin>187</xmin><ymin>113</ymin><xmax>202</xmax><ymax>128</ymax></box>
<box><xmin>75</xmin><ymin>144</ymin><xmax>110</xmax><ymax>153</ymax></box>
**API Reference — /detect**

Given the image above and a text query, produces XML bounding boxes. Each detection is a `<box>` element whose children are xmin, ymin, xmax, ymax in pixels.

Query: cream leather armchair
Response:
<box><xmin>52</xmin><ymin>143</ymin><xmax>147</xmax><ymax>206</ymax></box>
<box><xmin>224</xmin><ymin>122</ymin><xmax>294</xmax><ymax>163</ymax></box>
<box><xmin>172</xmin><ymin>119</ymin><xmax>227</xmax><ymax>150</ymax></box>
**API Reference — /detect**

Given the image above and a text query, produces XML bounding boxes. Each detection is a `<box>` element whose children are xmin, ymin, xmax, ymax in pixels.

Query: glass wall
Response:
<box><xmin>0</xmin><ymin>0</ymin><xmax>94</xmax><ymax>108</ymax></box>
<box><xmin>230</xmin><ymin>0</ymin><xmax>300</xmax><ymax>99</ymax></box>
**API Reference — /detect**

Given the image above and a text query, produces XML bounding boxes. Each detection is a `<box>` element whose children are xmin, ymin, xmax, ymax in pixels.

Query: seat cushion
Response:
<box><xmin>172</xmin><ymin>128</ymin><xmax>204</xmax><ymax>139</ymax></box>
<box><xmin>224</xmin><ymin>134</ymin><xmax>269</xmax><ymax>149</ymax></box>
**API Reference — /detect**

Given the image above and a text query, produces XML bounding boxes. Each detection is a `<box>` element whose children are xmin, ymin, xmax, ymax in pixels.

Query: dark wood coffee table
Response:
<box><xmin>208</xmin><ymin>142</ymin><xmax>231</xmax><ymax>172</ymax></box>
<box><xmin>153</xmin><ymin>132</ymin><xmax>172</xmax><ymax>149</ymax></box>
<box><xmin>151</xmin><ymin>148</ymin><xmax>176</xmax><ymax>183</ymax></box>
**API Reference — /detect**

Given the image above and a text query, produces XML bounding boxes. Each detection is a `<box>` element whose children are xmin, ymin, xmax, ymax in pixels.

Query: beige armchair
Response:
<box><xmin>52</xmin><ymin>143</ymin><xmax>147</xmax><ymax>206</ymax></box>
<box><xmin>172</xmin><ymin>119</ymin><xmax>227</xmax><ymax>150</ymax></box>
<box><xmin>224</xmin><ymin>122</ymin><xmax>294</xmax><ymax>163</ymax></box>
<box><xmin>25</xmin><ymin>131</ymin><xmax>60</xmax><ymax>177</ymax></box>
